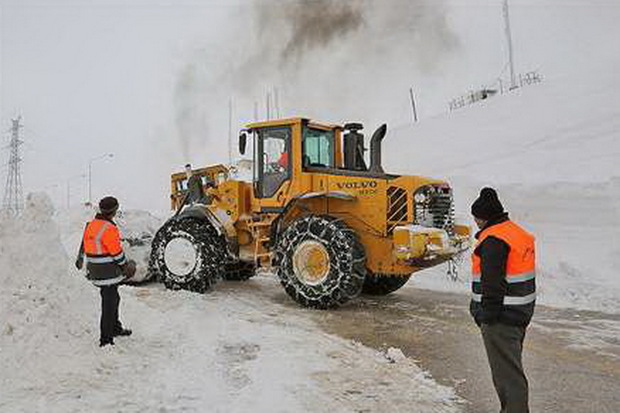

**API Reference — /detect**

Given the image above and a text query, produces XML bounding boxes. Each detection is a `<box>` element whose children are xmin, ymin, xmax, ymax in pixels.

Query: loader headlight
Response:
<box><xmin>414</xmin><ymin>192</ymin><xmax>428</xmax><ymax>203</ymax></box>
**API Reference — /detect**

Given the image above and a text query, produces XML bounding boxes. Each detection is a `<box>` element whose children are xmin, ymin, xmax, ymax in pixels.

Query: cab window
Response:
<box><xmin>257</xmin><ymin>127</ymin><xmax>291</xmax><ymax>198</ymax></box>
<box><xmin>303</xmin><ymin>127</ymin><xmax>334</xmax><ymax>168</ymax></box>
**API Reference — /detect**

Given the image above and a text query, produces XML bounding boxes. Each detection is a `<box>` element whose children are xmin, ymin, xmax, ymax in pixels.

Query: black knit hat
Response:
<box><xmin>471</xmin><ymin>187</ymin><xmax>504</xmax><ymax>220</ymax></box>
<box><xmin>99</xmin><ymin>196</ymin><xmax>119</xmax><ymax>215</ymax></box>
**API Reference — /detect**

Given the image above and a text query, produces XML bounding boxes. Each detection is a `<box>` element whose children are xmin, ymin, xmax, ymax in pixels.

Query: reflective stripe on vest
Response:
<box><xmin>471</xmin><ymin>270</ymin><xmax>536</xmax><ymax>284</ymax></box>
<box><xmin>86</xmin><ymin>251</ymin><xmax>126</xmax><ymax>265</ymax></box>
<box><xmin>471</xmin><ymin>292</ymin><xmax>536</xmax><ymax>305</ymax></box>
<box><xmin>471</xmin><ymin>220</ymin><xmax>536</xmax><ymax>306</ymax></box>
<box><xmin>87</xmin><ymin>256</ymin><xmax>115</xmax><ymax>264</ymax></box>
<box><xmin>94</xmin><ymin>222</ymin><xmax>110</xmax><ymax>254</ymax></box>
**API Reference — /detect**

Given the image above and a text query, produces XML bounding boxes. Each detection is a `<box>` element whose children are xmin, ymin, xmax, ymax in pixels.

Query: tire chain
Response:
<box><xmin>362</xmin><ymin>272</ymin><xmax>411</xmax><ymax>295</ymax></box>
<box><xmin>223</xmin><ymin>261</ymin><xmax>256</xmax><ymax>281</ymax></box>
<box><xmin>274</xmin><ymin>215</ymin><xmax>366</xmax><ymax>309</ymax></box>
<box><xmin>149</xmin><ymin>217</ymin><xmax>226</xmax><ymax>293</ymax></box>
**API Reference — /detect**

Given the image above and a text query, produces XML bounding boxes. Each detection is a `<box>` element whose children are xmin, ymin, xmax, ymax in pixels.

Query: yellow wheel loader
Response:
<box><xmin>149</xmin><ymin>118</ymin><xmax>471</xmax><ymax>308</ymax></box>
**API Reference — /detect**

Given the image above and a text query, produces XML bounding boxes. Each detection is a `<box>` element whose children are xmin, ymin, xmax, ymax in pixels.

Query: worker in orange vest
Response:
<box><xmin>470</xmin><ymin>187</ymin><xmax>536</xmax><ymax>413</ymax></box>
<box><xmin>76</xmin><ymin>196</ymin><xmax>135</xmax><ymax>347</ymax></box>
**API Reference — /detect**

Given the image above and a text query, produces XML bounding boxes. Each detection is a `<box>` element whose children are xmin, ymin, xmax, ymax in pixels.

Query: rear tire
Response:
<box><xmin>274</xmin><ymin>215</ymin><xmax>366</xmax><ymax>309</ymax></box>
<box><xmin>149</xmin><ymin>217</ymin><xmax>225</xmax><ymax>293</ymax></box>
<box><xmin>362</xmin><ymin>272</ymin><xmax>411</xmax><ymax>295</ymax></box>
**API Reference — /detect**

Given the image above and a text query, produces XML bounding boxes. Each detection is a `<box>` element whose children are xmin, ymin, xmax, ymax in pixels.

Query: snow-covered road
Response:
<box><xmin>1</xmin><ymin>282</ymin><xmax>462</xmax><ymax>413</ymax></box>
<box><xmin>0</xmin><ymin>198</ymin><xmax>461</xmax><ymax>413</ymax></box>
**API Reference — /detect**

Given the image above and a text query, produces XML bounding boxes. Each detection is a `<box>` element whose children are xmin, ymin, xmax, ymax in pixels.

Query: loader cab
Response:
<box><xmin>240</xmin><ymin>118</ymin><xmax>340</xmax><ymax>211</ymax></box>
<box><xmin>240</xmin><ymin>117</ymin><xmax>397</xmax><ymax>214</ymax></box>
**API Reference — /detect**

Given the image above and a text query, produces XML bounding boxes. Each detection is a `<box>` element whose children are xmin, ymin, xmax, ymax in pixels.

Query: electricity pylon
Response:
<box><xmin>2</xmin><ymin>116</ymin><xmax>24</xmax><ymax>216</ymax></box>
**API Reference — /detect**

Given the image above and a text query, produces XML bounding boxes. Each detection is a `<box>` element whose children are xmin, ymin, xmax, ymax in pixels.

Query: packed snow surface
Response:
<box><xmin>0</xmin><ymin>194</ymin><xmax>461</xmax><ymax>412</ymax></box>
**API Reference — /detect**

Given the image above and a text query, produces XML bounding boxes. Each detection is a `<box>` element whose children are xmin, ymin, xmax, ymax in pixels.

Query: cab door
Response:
<box><xmin>254</xmin><ymin>126</ymin><xmax>292</xmax><ymax>212</ymax></box>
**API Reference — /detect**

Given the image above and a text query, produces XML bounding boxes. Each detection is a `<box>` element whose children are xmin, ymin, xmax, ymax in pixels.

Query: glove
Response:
<box><xmin>122</xmin><ymin>259</ymin><xmax>137</xmax><ymax>278</ymax></box>
<box><xmin>75</xmin><ymin>256</ymin><xmax>84</xmax><ymax>270</ymax></box>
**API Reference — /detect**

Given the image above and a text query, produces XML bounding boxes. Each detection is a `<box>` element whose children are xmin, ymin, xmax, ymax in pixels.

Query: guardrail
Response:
<box><xmin>449</xmin><ymin>70</ymin><xmax>543</xmax><ymax>112</ymax></box>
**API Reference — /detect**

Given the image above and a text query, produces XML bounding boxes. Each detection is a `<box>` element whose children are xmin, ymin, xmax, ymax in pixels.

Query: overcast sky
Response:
<box><xmin>1</xmin><ymin>0</ymin><xmax>618</xmax><ymax>212</ymax></box>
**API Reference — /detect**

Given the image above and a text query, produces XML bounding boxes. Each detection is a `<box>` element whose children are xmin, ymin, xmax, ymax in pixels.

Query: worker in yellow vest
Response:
<box><xmin>470</xmin><ymin>187</ymin><xmax>536</xmax><ymax>413</ymax></box>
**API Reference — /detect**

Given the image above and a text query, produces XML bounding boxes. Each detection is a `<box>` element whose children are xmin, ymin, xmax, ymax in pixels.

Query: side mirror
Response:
<box><xmin>239</xmin><ymin>132</ymin><xmax>247</xmax><ymax>155</ymax></box>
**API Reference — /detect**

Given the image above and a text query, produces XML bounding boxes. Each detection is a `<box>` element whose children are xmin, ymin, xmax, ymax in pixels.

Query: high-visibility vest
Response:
<box><xmin>471</xmin><ymin>220</ymin><xmax>536</xmax><ymax>306</ymax></box>
<box><xmin>83</xmin><ymin>219</ymin><xmax>126</xmax><ymax>286</ymax></box>
<box><xmin>278</xmin><ymin>152</ymin><xmax>289</xmax><ymax>169</ymax></box>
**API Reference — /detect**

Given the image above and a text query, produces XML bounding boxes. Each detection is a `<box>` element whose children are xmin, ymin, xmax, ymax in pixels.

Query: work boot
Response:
<box><xmin>114</xmin><ymin>327</ymin><xmax>132</xmax><ymax>337</ymax></box>
<box><xmin>99</xmin><ymin>338</ymin><xmax>115</xmax><ymax>347</ymax></box>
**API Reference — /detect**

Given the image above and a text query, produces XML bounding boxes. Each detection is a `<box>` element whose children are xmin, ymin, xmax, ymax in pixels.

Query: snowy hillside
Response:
<box><xmin>387</xmin><ymin>71</ymin><xmax>619</xmax><ymax>184</ymax></box>
<box><xmin>386</xmin><ymin>70</ymin><xmax>620</xmax><ymax>314</ymax></box>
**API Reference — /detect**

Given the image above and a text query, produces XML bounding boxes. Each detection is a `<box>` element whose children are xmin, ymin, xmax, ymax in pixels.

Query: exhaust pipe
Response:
<box><xmin>369</xmin><ymin>124</ymin><xmax>387</xmax><ymax>174</ymax></box>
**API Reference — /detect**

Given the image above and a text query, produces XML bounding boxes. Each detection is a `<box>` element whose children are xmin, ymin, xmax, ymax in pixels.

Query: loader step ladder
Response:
<box><xmin>246</xmin><ymin>220</ymin><xmax>273</xmax><ymax>267</ymax></box>
<box><xmin>254</xmin><ymin>236</ymin><xmax>272</xmax><ymax>267</ymax></box>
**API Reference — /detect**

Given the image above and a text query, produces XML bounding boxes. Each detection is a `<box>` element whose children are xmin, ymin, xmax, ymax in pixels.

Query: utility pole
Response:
<box><xmin>67</xmin><ymin>174</ymin><xmax>86</xmax><ymax>209</ymax></box>
<box><xmin>88</xmin><ymin>153</ymin><xmax>113</xmax><ymax>205</ymax></box>
<box><xmin>409</xmin><ymin>88</ymin><xmax>418</xmax><ymax>124</ymax></box>
<box><xmin>503</xmin><ymin>0</ymin><xmax>517</xmax><ymax>90</ymax></box>
<box><xmin>228</xmin><ymin>98</ymin><xmax>233</xmax><ymax>165</ymax></box>
<box><xmin>266</xmin><ymin>91</ymin><xmax>271</xmax><ymax>119</ymax></box>
<box><xmin>2</xmin><ymin>116</ymin><xmax>24</xmax><ymax>216</ymax></box>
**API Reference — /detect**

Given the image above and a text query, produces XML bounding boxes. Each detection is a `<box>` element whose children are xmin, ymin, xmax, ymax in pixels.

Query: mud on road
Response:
<box><xmin>310</xmin><ymin>286</ymin><xmax>620</xmax><ymax>413</ymax></box>
<box><xmin>227</xmin><ymin>276</ymin><xmax>620</xmax><ymax>413</ymax></box>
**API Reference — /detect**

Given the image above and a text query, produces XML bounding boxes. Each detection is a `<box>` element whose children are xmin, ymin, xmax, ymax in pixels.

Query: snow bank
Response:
<box><xmin>412</xmin><ymin>177</ymin><xmax>620</xmax><ymax>314</ymax></box>
<box><xmin>114</xmin><ymin>209</ymin><xmax>165</xmax><ymax>282</ymax></box>
<box><xmin>0</xmin><ymin>193</ymin><xmax>93</xmax><ymax>343</ymax></box>
<box><xmin>0</xmin><ymin>194</ymin><xmax>97</xmax><ymax>401</ymax></box>
<box><xmin>55</xmin><ymin>204</ymin><xmax>164</xmax><ymax>283</ymax></box>
<box><xmin>388</xmin><ymin>71</ymin><xmax>620</xmax><ymax>314</ymax></box>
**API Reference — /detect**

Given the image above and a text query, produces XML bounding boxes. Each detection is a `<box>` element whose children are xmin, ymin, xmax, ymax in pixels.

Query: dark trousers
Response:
<box><xmin>481</xmin><ymin>323</ymin><xmax>529</xmax><ymax>413</ymax></box>
<box><xmin>99</xmin><ymin>285</ymin><xmax>122</xmax><ymax>342</ymax></box>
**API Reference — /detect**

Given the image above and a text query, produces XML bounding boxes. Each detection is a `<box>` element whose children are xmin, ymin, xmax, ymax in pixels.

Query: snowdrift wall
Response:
<box><xmin>0</xmin><ymin>194</ymin><xmax>96</xmax><ymax>391</ymax></box>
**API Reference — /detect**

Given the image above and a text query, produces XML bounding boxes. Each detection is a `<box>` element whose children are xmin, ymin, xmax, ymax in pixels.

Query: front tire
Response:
<box><xmin>362</xmin><ymin>272</ymin><xmax>411</xmax><ymax>295</ymax></box>
<box><xmin>149</xmin><ymin>217</ymin><xmax>225</xmax><ymax>293</ymax></box>
<box><xmin>275</xmin><ymin>215</ymin><xmax>366</xmax><ymax>309</ymax></box>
